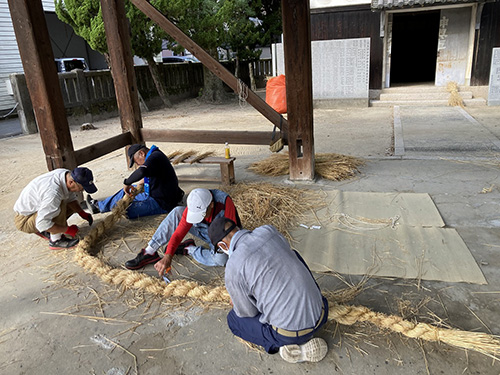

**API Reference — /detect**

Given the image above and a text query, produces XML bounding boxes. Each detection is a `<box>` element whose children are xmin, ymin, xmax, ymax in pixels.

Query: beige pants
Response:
<box><xmin>14</xmin><ymin>202</ymin><xmax>76</xmax><ymax>234</ymax></box>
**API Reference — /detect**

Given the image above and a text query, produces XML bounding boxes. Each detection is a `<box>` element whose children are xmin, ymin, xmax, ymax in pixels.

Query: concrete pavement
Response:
<box><xmin>0</xmin><ymin>117</ymin><xmax>22</xmax><ymax>139</ymax></box>
<box><xmin>1</xmin><ymin>102</ymin><xmax>500</xmax><ymax>375</ymax></box>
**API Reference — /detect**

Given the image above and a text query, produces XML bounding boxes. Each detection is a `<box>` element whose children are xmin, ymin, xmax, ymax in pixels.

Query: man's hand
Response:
<box><xmin>78</xmin><ymin>211</ymin><xmax>93</xmax><ymax>226</ymax></box>
<box><xmin>123</xmin><ymin>184</ymin><xmax>135</xmax><ymax>197</ymax></box>
<box><xmin>65</xmin><ymin>225</ymin><xmax>79</xmax><ymax>238</ymax></box>
<box><xmin>154</xmin><ymin>253</ymin><xmax>173</xmax><ymax>277</ymax></box>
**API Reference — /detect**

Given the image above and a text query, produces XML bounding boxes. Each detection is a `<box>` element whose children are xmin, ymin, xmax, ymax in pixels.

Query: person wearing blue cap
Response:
<box><xmin>86</xmin><ymin>144</ymin><xmax>184</xmax><ymax>220</ymax></box>
<box><xmin>14</xmin><ymin>167</ymin><xmax>97</xmax><ymax>250</ymax></box>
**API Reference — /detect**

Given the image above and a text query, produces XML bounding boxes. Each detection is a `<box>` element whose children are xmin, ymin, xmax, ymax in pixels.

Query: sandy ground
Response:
<box><xmin>1</xmin><ymin>97</ymin><xmax>500</xmax><ymax>375</ymax></box>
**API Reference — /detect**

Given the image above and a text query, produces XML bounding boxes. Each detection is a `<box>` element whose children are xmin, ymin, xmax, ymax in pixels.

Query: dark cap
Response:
<box><xmin>71</xmin><ymin>167</ymin><xmax>98</xmax><ymax>194</ymax></box>
<box><xmin>128</xmin><ymin>144</ymin><xmax>147</xmax><ymax>168</ymax></box>
<box><xmin>208</xmin><ymin>216</ymin><xmax>237</xmax><ymax>246</ymax></box>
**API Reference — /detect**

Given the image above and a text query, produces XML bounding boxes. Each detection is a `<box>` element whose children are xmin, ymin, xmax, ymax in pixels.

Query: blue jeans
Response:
<box><xmin>147</xmin><ymin>206</ymin><xmax>228</xmax><ymax>267</ymax></box>
<box><xmin>98</xmin><ymin>190</ymin><xmax>167</xmax><ymax>220</ymax></box>
<box><xmin>227</xmin><ymin>296</ymin><xmax>329</xmax><ymax>354</ymax></box>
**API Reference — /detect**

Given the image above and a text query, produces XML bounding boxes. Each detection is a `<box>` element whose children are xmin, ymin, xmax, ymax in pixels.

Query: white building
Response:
<box><xmin>0</xmin><ymin>0</ymin><xmax>106</xmax><ymax>113</ymax></box>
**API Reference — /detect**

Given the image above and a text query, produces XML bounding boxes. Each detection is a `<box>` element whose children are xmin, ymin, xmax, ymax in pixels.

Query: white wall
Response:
<box><xmin>274</xmin><ymin>38</ymin><xmax>370</xmax><ymax>101</ymax></box>
<box><xmin>0</xmin><ymin>0</ymin><xmax>24</xmax><ymax>111</ymax></box>
<box><xmin>310</xmin><ymin>0</ymin><xmax>371</xmax><ymax>9</ymax></box>
<box><xmin>41</xmin><ymin>0</ymin><xmax>55</xmax><ymax>12</ymax></box>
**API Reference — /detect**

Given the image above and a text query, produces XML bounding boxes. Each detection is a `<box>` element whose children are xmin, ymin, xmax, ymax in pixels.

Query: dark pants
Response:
<box><xmin>227</xmin><ymin>250</ymin><xmax>328</xmax><ymax>354</ymax></box>
<box><xmin>227</xmin><ymin>296</ymin><xmax>329</xmax><ymax>354</ymax></box>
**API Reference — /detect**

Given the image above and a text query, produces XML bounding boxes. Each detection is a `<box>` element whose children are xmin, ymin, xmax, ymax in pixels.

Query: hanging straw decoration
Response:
<box><xmin>72</xmin><ymin>185</ymin><xmax>500</xmax><ymax>360</ymax></box>
<box><xmin>249</xmin><ymin>153</ymin><xmax>364</xmax><ymax>181</ymax></box>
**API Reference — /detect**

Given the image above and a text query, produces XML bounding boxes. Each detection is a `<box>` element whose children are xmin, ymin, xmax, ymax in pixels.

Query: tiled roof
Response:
<box><xmin>371</xmin><ymin>0</ymin><xmax>481</xmax><ymax>10</ymax></box>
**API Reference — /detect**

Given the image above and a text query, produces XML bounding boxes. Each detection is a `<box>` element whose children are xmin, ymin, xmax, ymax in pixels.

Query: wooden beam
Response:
<box><xmin>282</xmin><ymin>0</ymin><xmax>315</xmax><ymax>180</ymax></box>
<box><xmin>129</xmin><ymin>0</ymin><xmax>288</xmax><ymax>137</ymax></box>
<box><xmin>142</xmin><ymin>129</ymin><xmax>275</xmax><ymax>145</ymax></box>
<box><xmin>100</xmin><ymin>0</ymin><xmax>143</xmax><ymax>148</ymax></box>
<box><xmin>8</xmin><ymin>0</ymin><xmax>76</xmax><ymax>171</ymax></box>
<box><xmin>74</xmin><ymin>132</ymin><xmax>133</xmax><ymax>165</ymax></box>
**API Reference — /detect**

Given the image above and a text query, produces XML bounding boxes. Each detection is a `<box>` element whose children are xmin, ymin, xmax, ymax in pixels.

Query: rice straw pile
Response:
<box><xmin>223</xmin><ymin>182</ymin><xmax>324</xmax><ymax>240</ymax></box>
<box><xmin>249</xmin><ymin>153</ymin><xmax>364</xmax><ymax>181</ymax></box>
<box><xmin>447</xmin><ymin>81</ymin><xmax>465</xmax><ymax>108</ymax></box>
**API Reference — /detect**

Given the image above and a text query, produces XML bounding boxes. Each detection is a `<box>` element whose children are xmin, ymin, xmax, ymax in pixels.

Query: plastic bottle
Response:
<box><xmin>225</xmin><ymin>142</ymin><xmax>230</xmax><ymax>159</ymax></box>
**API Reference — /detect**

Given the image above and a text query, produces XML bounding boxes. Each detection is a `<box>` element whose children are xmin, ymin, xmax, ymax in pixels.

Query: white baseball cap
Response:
<box><xmin>186</xmin><ymin>188</ymin><xmax>213</xmax><ymax>223</ymax></box>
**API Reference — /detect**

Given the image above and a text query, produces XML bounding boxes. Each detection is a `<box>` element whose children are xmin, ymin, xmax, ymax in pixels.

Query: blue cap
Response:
<box><xmin>71</xmin><ymin>167</ymin><xmax>98</xmax><ymax>194</ymax></box>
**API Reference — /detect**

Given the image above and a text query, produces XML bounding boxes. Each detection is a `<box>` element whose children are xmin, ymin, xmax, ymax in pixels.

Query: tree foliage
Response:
<box><xmin>55</xmin><ymin>0</ymin><xmax>172</xmax><ymax>106</ymax></box>
<box><xmin>55</xmin><ymin>0</ymin><xmax>282</xmax><ymax>102</ymax></box>
<box><xmin>55</xmin><ymin>0</ymin><xmax>107</xmax><ymax>55</ymax></box>
<box><xmin>161</xmin><ymin>0</ymin><xmax>225</xmax><ymax>57</ymax></box>
<box><xmin>220</xmin><ymin>0</ymin><xmax>262</xmax><ymax>62</ymax></box>
<box><xmin>55</xmin><ymin>0</ymin><xmax>169</xmax><ymax>60</ymax></box>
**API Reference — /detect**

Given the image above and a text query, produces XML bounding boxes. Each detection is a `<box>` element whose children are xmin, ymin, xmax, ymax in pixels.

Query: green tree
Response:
<box><xmin>55</xmin><ymin>0</ymin><xmax>172</xmax><ymax>108</ymax></box>
<box><xmin>220</xmin><ymin>0</ymin><xmax>264</xmax><ymax>90</ymax></box>
<box><xmin>127</xmin><ymin>1</ymin><xmax>172</xmax><ymax>107</ymax></box>
<box><xmin>161</xmin><ymin>0</ymin><xmax>229</xmax><ymax>102</ymax></box>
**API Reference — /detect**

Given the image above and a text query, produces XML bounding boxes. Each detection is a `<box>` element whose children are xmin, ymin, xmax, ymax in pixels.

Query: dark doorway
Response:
<box><xmin>390</xmin><ymin>11</ymin><xmax>440</xmax><ymax>85</ymax></box>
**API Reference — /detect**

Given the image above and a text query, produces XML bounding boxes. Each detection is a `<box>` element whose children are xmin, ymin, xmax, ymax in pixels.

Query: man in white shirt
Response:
<box><xmin>14</xmin><ymin>167</ymin><xmax>97</xmax><ymax>250</ymax></box>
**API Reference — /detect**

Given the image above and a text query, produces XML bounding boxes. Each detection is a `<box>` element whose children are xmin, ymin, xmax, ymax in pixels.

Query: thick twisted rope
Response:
<box><xmin>73</xmin><ymin>186</ymin><xmax>230</xmax><ymax>302</ymax></box>
<box><xmin>73</xmin><ymin>186</ymin><xmax>500</xmax><ymax>359</ymax></box>
<box><xmin>330</xmin><ymin>304</ymin><xmax>500</xmax><ymax>359</ymax></box>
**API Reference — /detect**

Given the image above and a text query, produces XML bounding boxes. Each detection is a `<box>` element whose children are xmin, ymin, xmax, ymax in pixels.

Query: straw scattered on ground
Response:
<box><xmin>248</xmin><ymin>153</ymin><xmax>364</xmax><ymax>181</ymax></box>
<box><xmin>42</xmin><ymin>183</ymin><xmax>500</xmax><ymax>362</ymax></box>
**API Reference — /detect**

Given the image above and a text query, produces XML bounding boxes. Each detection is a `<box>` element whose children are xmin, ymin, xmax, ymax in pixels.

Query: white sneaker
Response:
<box><xmin>279</xmin><ymin>337</ymin><xmax>328</xmax><ymax>363</ymax></box>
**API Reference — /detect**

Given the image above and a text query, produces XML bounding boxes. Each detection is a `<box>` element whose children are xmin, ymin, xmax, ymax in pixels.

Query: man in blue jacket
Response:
<box><xmin>86</xmin><ymin>144</ymin><xmax>184</xmax><ymax>219</ymax></box>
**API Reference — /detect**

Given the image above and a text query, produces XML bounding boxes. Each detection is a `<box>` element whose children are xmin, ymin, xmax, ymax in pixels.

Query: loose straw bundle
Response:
<box><xmin>447</xmin><ymin>81</ymin><xmax>465</xmax><ymax>108</ymax></box>
<box><xmin>223</xmin><ymin>182</ymin><xmax>323</xmax><ymax>239</ymax></box>
<box><xmin>72</xmin><ymin>185</ymin><xmax>500</xmax><ymax>360</ymax></box>
<box><xmin>167</xmin><ymin>150</ymin><xmax>214</xmax><ymax>164</ymax></box>
<box><xmin>249</xmin><ymin>153</ymin><xmax>364</xmax><ymax>181</ymax></box>
<box><xmin>168</xmin><ymin>150</ymin><xmax>197</xmax><ymax>165</ymax></box>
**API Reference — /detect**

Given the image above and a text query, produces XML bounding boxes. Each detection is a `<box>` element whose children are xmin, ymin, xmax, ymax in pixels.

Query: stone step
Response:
<box><xmin>379</xmin><ymin>91</ymin><xmax>473</xmax><ymax>101</ymax></box>
<box><xmin>370</xmin><ymin>97</ymin><xmax>487</xmax><ymax>107</ymax></box>
<box><xmin>382</xmin><ymin>85</ymin><xmax>467</xmax><ymax>93</ymax></box>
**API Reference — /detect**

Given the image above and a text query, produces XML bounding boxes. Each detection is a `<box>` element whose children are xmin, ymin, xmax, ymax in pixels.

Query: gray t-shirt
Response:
<box><xmin>225</xmin><ymin>225</ymin><xmax>323</xmax><ymax>331</ymax></box>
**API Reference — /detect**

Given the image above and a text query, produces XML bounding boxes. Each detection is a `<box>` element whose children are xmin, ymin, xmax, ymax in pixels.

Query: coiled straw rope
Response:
<box><xmin>73</xmin><ymin>186</ymin><xmax>230</xmax><ymax>303</ymax></box>
<box><xmin>73</xmin><ymin>186</ymin><xmax>500</xmax><ymax>359</ymax></box>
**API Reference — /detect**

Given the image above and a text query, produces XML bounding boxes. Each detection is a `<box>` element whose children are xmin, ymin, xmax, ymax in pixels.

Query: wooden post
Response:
<box><xmin>281</xmin><ymin>0</ymin><xmax>315</xmax><ymax>181</ymax></box>
<box><xmin>8</xmin><ymin>0</ymin><xmax>76</xmax><ymax>171</ymax></box>
<box><xmin>100</xmin><ymin>0</ymin><xmax>143</xmax><ymax>152</ymax></box>
<box><xmin>129</xmin><ymin>0</ymin><xmax>288</xmax><ymax>136</ymax></box>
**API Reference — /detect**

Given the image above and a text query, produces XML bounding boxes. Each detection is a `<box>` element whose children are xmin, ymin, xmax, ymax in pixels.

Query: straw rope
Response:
<box><xmin>330</xmin><ymin>304</ymin><xmax>500</xmax><ymax>360</ymax></box>
<box><xmin>72</xmin><ymin>185</ymin><xmax>500</xmax><ymax>359</ymax></box>
<box><xmin>73</xmin><ymin>185</ymin><xmax>230</xmax><ymax>303</ymax></box>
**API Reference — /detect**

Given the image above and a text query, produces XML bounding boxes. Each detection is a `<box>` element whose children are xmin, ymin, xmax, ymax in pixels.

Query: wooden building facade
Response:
<box><xmin>310</xmin><ymin>0</ymin><xmax>500</xmax><ymax>90</ymax></box>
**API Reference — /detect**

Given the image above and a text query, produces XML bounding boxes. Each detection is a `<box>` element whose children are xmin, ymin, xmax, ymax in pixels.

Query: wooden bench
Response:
<box><xmin>170</xmin><ymin>155</ymin><xmax>236</xmax><ymax>185</ymax></box>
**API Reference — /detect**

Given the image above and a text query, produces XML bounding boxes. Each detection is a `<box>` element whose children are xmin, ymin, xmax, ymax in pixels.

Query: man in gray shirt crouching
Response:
<box><xmin>208</xmin><ymin>216</ymin><xmax>329</xmax><ymax>363</ymax></box>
